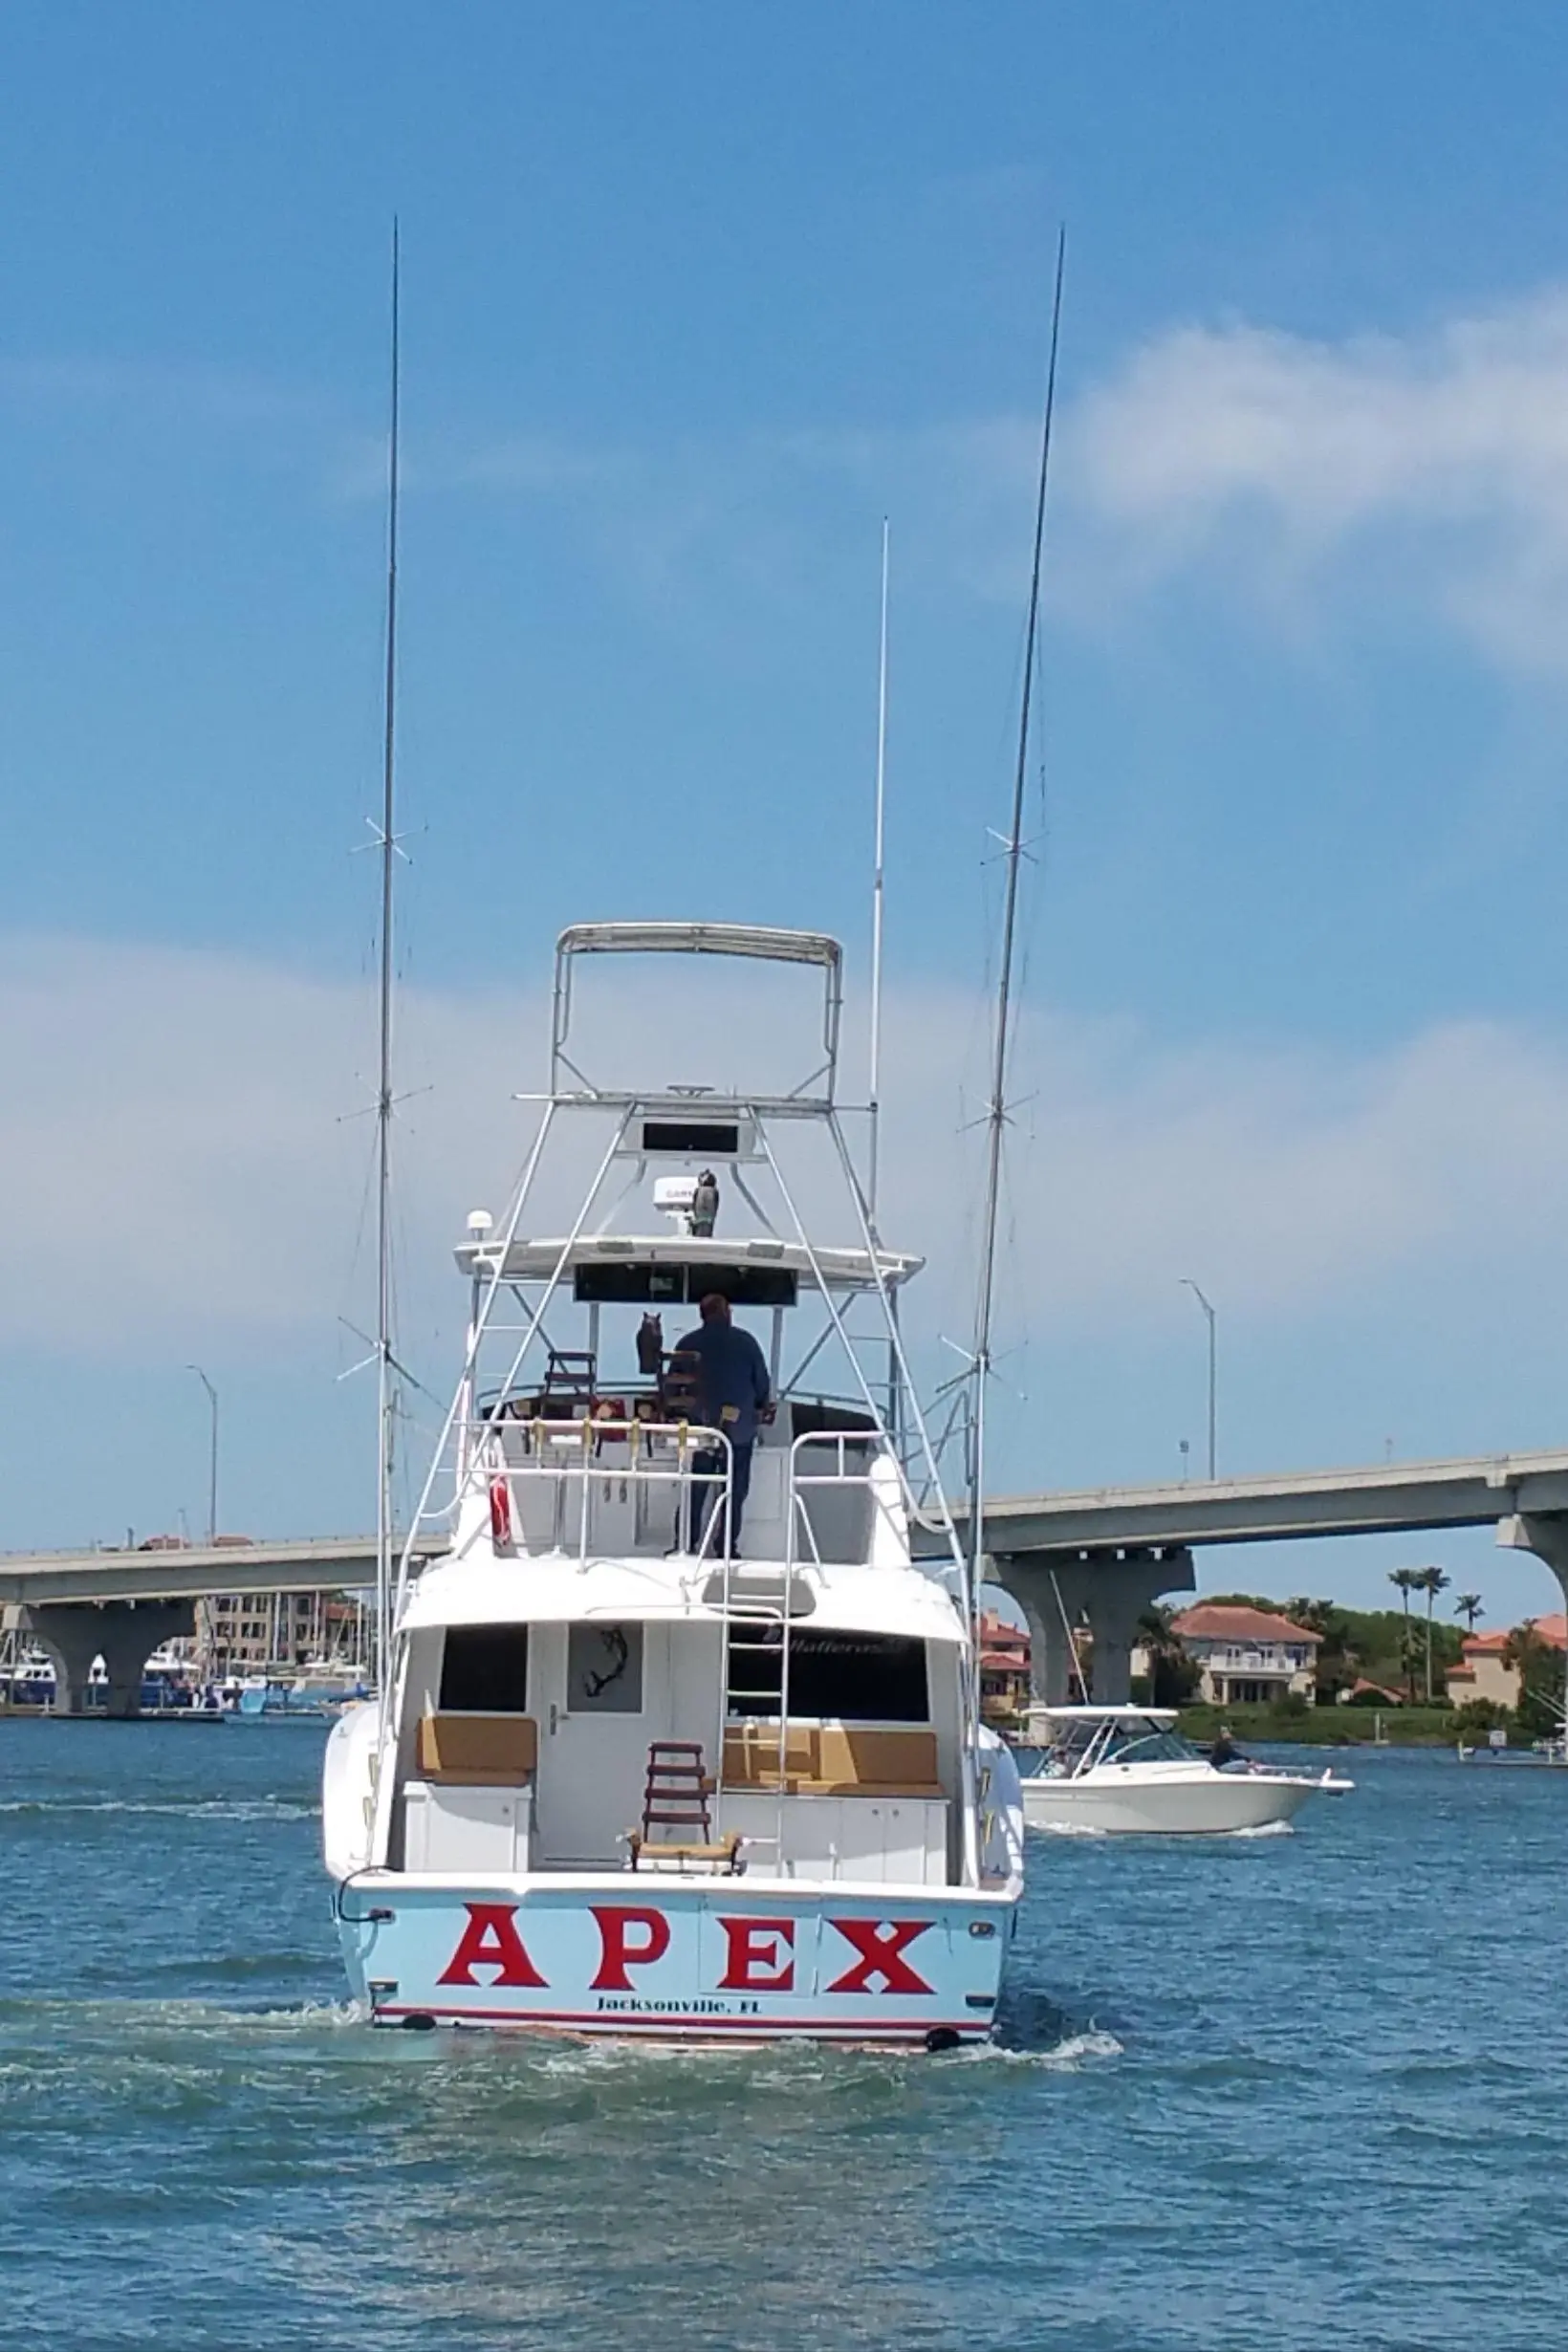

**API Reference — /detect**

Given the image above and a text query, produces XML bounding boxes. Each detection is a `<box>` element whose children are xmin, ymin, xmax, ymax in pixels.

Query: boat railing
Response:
<box><xmin>464</xmin><ymin>1415</ymin><xmax>735</xmax><ymax>1566</ymax></box>
<box><xmin>782</xmin><ymin>1427</ymin><xmax>882</xmax><ymax>1571</ymax></box>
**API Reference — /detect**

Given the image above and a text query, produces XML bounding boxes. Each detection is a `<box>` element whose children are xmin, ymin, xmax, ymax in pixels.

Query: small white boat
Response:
<box><xmin>1016</xmin><ymin>1706</ymin><xmax>1352</xmax><ymax>1835</ymax></box>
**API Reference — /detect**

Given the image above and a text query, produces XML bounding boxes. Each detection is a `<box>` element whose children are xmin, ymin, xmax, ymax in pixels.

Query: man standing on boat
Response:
<box><xmin>676</xmin><ymin>1293</ymin><xmax>772</xmax><ymax>1555</ymax></box>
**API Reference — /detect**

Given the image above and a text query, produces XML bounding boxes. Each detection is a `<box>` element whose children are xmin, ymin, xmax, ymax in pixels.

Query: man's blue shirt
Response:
<box><xmin>675</xmin><ymin>1318</ymin><xmax>771</xmax><ymax>1448</ymax></box>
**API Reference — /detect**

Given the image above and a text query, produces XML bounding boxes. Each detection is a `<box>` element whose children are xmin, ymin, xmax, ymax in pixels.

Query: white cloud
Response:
<box><xmin>407</xmin><ymin>286</ymin><xmax>1568</xmax><ymax>664</ymax></box>
<box><xmin>19</xmin><ymin>286</ymin><xmax>1568</xmax><ymax>673</ymax></box>
<box><xmin>4</xmin><ymin>935</ymin><xmax>1568</xmax><ymax>1382</ymax></box>
<box><xmin>940</xmin><ymin>1009</ymin><xmax>1568</xmax><ymax>1327</ymax></box>
<box><xmin>1070</xmin><ymin>287</ymin><xmax>1568</xmax><ymax>666</ymax></box>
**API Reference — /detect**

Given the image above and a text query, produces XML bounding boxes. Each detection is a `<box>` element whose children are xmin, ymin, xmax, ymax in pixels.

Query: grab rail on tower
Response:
<box><xmin>783</xmin><ymin>1427</ymin><xmax>883</xmax><ymax>1570</ymax></box>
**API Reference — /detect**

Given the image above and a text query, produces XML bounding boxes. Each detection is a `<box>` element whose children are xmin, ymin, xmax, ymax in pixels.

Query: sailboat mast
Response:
<box><xmin>968</xmin><ymin>228</ymin><xmax>1066</xmax><ymax>1612</ymax></box>
<box><xmin>374</xmin><ymin>222</ymin><xmax>402</xmax><ymax>1687</ymax></box>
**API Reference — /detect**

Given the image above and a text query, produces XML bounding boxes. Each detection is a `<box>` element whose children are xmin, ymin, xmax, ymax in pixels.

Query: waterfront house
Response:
<box><xmin>977</xmin><ymin>1608</ymin><xmax>1032</xmax><ymax>1718</ymax></box>
<box><xmin>1445</xmin><ymin>1614</ymin><xmax>1566</xmax><ymax>1710</ymax></box>
<box><xmin>1169</xmin><ymin>1603</ymin><xmax>1321</xmax><ymax>1707</ymax></box>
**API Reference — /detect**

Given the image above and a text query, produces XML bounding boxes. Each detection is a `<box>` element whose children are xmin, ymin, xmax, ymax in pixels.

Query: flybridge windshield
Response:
<box><xmin>573</xmin><ymin>1261</ymin><xmax>799</xmax><ymax>1308</ymax></box>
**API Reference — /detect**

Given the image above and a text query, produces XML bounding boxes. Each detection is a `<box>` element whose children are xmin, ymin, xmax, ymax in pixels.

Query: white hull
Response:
<box><xmin>335</xmin><ymin>1869</ymin><xmax>1015</xmax><ymax>2045</ymax></box>
<box><xmin>1022</xmin><ymin>1764</ymin><xmax>1331</xmax><ymax>1836</ymax></box>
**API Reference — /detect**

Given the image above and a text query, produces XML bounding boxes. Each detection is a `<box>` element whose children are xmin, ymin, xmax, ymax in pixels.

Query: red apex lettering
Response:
<box><xmin>717</xmin><ymin>1916</ymin><xmax>795</xmax><ymax>1992</ymax></box>
<box><xmin>437</xmin><ymin>1902</ymin><xmax>548</xmax><ymax>1989</ymax></box>
<box><xmin>826</xmin><ymin>1917</ymin><xmax>934</xmax><ymax>1995</ymax></box>
<box><xmin>590</xmin><ymin>1905</ymin><xmax>672</xmax><ymax>1991</ymax></box>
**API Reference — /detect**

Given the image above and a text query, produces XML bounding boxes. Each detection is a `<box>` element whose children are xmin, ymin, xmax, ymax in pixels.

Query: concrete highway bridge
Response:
<box><xmin>0</xmin><ymin>1536</ymin><xmax>448</xmax><ymax>1716</ymax></box>
<box><xmin>938</xmin><ymin>1449</ymin><xmax>1568</xmax><ymax>1706</ymax></box>
<box><xmin>6</xmin><ymin>1448</ymin><xmax>1568</xmax><ymax>1712</ymax></box>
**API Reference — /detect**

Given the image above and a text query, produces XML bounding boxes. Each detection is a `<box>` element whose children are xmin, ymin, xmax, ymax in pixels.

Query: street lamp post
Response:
<box><xmin>1181</xmin><ymin>1280</ymin><xmax>1217</xmax><ymax>1481</ymax></box>
<box><xmin>187</xmin><ymin>1365</ymin><xmax>218</xmax><ymax>1544</ymax></box>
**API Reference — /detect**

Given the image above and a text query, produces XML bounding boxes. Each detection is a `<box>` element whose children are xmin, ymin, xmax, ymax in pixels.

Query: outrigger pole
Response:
<box><xmin>374</xmin><ymin>221</ymin><xmax>402</xmax><ymax>1688</ymax></box>
<box><xmin>867</xmin><ymin>517</ymin><xmax>890</xmax><ymax>1230</ymax></box>
<box><xmin>968</xmin><ymin>227</ymin><xmax>1066</xmax><ymax>1632</ymax></box>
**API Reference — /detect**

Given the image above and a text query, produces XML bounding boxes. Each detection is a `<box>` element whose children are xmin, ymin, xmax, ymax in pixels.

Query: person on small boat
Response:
<box><xmin>676</xmin><ymin>1292</ymin><xmax>772</xmax><ymax>1553</ymax></box>
<box><xmin>1209</xmin><ymin>1726</ymin><xmax>1247</xmax><ymax>1771</ymax></box>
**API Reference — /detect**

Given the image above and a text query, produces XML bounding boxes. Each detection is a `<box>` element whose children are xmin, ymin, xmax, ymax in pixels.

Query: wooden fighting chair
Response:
<box><xmin>624</xmin><ymin>1739</ymin><xmax>741</xmax><ymax>1874</ymax></box>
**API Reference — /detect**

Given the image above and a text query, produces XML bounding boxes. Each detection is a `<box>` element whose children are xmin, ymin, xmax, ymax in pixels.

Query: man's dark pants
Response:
<box><xmin>688</xmin><ymin>1442</ymin><xmax>753</xmax><ymax>1554</ymax></box>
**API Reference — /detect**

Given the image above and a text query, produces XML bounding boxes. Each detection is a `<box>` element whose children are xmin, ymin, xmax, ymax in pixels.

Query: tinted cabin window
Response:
<box><xmin>439</xmin><ymin>1624</ymin><xmax>530</xmax><ymax>1713</ymax></box>
<box><xmin>726</xmin><ymin>1627</ymin><xmax>928</xmax><ymax>1723</ymax></box>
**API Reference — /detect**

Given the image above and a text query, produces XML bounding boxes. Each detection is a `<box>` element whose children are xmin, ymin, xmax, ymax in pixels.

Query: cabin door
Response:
<box><xmin>537</xmin><ymin>1621</ymin><xmax>657</xmax><ymax>1865</ymax></box>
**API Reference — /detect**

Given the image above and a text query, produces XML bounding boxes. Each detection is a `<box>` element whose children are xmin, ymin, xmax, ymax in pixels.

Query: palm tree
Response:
<box><xmin>1286</xmin><ymin>1596</ymin><xmax>1352</xmax><ymax>1699</ymax></box>
<box><xmin>1416</xmin><ymin>1566</ymin><xmax>1449</xmax><ymax>1703</ymax></box>
<box><xmin>1454</xmin><ymin>1592</ymin><xmax>1483</xmax><ymax>1634</ymax></box>
<box><xmin>1389</xmin><ymin>1568</ymin><xmax>1420</xmax><ymax>1703</ymax></box>
<box><xmin>1136</xmin><ymin>1603</ymin><xmax>1200</xmax><ymax>1708</ymax></box>
<box><xmin>1502</xmin><ymin>1619</ymin><xmax>1556</xmax><ymax>1731</ymax></box>
<box><xmin>1502</xmin><ymin>1620</ymin><xmax>1545</xmax><ymax>1675</ymax></box>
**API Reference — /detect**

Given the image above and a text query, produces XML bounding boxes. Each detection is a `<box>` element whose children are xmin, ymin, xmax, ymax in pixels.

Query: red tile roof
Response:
<box><xmin>977</xmin><ymin>1609</ymin><xmax>1029</xmax><ymax>1659</ymax></box>
<box><xmin>1463</xmin><ymin>1614</ymin><xmax>1566</xmax><ymax>1657</ymax></box>
<box><xmin>1171</xmin><ymin>1603</ymin><xmax>1321</xmax><ymax>1645</ymax></box>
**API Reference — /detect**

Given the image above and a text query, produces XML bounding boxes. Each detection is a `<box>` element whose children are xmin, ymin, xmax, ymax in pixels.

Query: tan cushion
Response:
<box><xmin>723</xmin><ymin>1723</ymin><xmax>819</xmax><ymax>1785</ymax></box>
<box><xmin>721</xmin><ymin>1723</ymin><xmax>941</xmax><ymax>1797</ymax></box>
<box><xmin>417</xmin><ymin>1712</ymin><xmax>537</xmax><ymax>1784</ymax></box>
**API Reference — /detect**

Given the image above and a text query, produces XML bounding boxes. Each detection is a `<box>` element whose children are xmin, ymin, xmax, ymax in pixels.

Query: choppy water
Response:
<box><xmin>0</xmin><ymin>1722</ymin><xmax>1560</xmax><ymax>2349</ymax></box>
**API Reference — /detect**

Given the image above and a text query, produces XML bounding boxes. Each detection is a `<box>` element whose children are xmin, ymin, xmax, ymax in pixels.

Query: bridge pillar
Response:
<box><xmin>994</xmin><ymin>1558</ymin><xmax>1094</xmax><ymax>1708</ymax></box>
<box><xmin>1084</xmin><ymin>1549</ymin><xmax>1196</xmax><ymax>1703</ymax></box>
<box><xmin>1498</xmin><ymin>1512</ymin><xmax>1568</xmax><ymax>1609</ymax></box>
<box><xmin>991</xmin><ymin>1547</ymin><xmax>1196</xmax><ymax>1708</ymax></box>
<box><xmin>23</xmin><ymin>1600</ymin><xmax>193</xmax><ymax>1717</ymax></box>
<box><xmin>1497</xmin><ymin>1514</ymin><xmax>1568</xmax><ymax>1723</ymax></box>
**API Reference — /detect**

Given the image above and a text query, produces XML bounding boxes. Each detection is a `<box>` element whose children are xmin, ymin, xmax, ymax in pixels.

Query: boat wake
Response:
<box><xmin>1230</xmin><ymin>1818</ymin><xmax>1296</xmax><ymax>1839</ymax></box>
<box><xmin>0</xmin><ymin>1795</ymin><xmax>319</xmax><ymax>1819</ymax></box>
<box><xmin>956</xmin><ymin>2026</ymin><xmax>1124</xmax><ymax>2071</ymax></box>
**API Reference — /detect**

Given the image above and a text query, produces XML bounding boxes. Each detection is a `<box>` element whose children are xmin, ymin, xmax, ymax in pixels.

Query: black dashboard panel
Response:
<box><xmin>572</xmin><ymin>1261</ymin><xmax>799</xmax><ymax>1307</ymax></box>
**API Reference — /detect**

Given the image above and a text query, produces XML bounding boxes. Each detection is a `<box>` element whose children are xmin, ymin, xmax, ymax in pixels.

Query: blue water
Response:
<box><xmin>0</xmin><ymin>1724</ymin><xmax>1560</xmax><ymax>2350</ymax></box>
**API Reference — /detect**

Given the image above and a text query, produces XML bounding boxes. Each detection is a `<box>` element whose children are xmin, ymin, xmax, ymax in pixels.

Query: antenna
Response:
<box><xmin>867</xmin><ymin>517</ymin><xmax>889</xmax><ymax>1228</ymax></box>
<box><xmin>969</xmin><ymin>226</ymin><xmax>1066</xmax><ymax>1621</ymax></box>
<box><xmin>374</xmin><ymin>221</ymin><xmax>402</xmax><ymax>1689</ymax></box>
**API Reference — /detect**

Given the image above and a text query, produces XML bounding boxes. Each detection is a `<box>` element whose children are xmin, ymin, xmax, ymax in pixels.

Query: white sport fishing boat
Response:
<box><xmin>321</xmin><ymin>923</ymin><xmax>1024</xmax><ymax>2044</ymax></box>
<box><xmin>1017</xmin><ymin>1706</ymin><xmax>1352</xmax><ymax>1835</ymax></box>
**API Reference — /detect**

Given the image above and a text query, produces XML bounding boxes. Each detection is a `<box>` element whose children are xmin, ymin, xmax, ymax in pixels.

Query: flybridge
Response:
<box><xmin>453</xmin><ymin>1231</ymin><xmax>925</xmax><ymax>1303</ymax></box>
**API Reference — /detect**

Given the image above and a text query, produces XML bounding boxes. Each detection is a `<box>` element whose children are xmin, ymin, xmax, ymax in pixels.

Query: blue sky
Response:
<box><xmin>5</xmin><ymin>3</ymin><xmax>1568</xmax><ymax>1622</ymax></box>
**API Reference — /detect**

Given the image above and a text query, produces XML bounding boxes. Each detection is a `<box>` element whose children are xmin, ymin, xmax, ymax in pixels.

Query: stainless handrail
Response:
<box><xmin>470</xmin><ymin>1418</ymin><xmax>734</xmax><ymax>1568</ymax></box>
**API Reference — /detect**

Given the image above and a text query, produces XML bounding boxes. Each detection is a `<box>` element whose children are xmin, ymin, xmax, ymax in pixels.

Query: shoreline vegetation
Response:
<box><xmin>1128</xmin><ymin>1589</ymin><xmax>1567</xmax><ymax>1746</ymax></box>
<box><xmin>1172</xmin><ymin>1701</ymin><xmax>1462</xmax><ymax>1748</ymax></box>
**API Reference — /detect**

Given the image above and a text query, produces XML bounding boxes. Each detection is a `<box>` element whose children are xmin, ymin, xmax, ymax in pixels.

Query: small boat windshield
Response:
<box><xmin>1017</xmin><ymin>1711</ymin><xmax>1204</xmax><ymax>1778</ymax></box>
<box><xmin>1101</xmin><ymin>1727</ymin><xmax>1203</xmax><ymax>1768</ymax></box>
